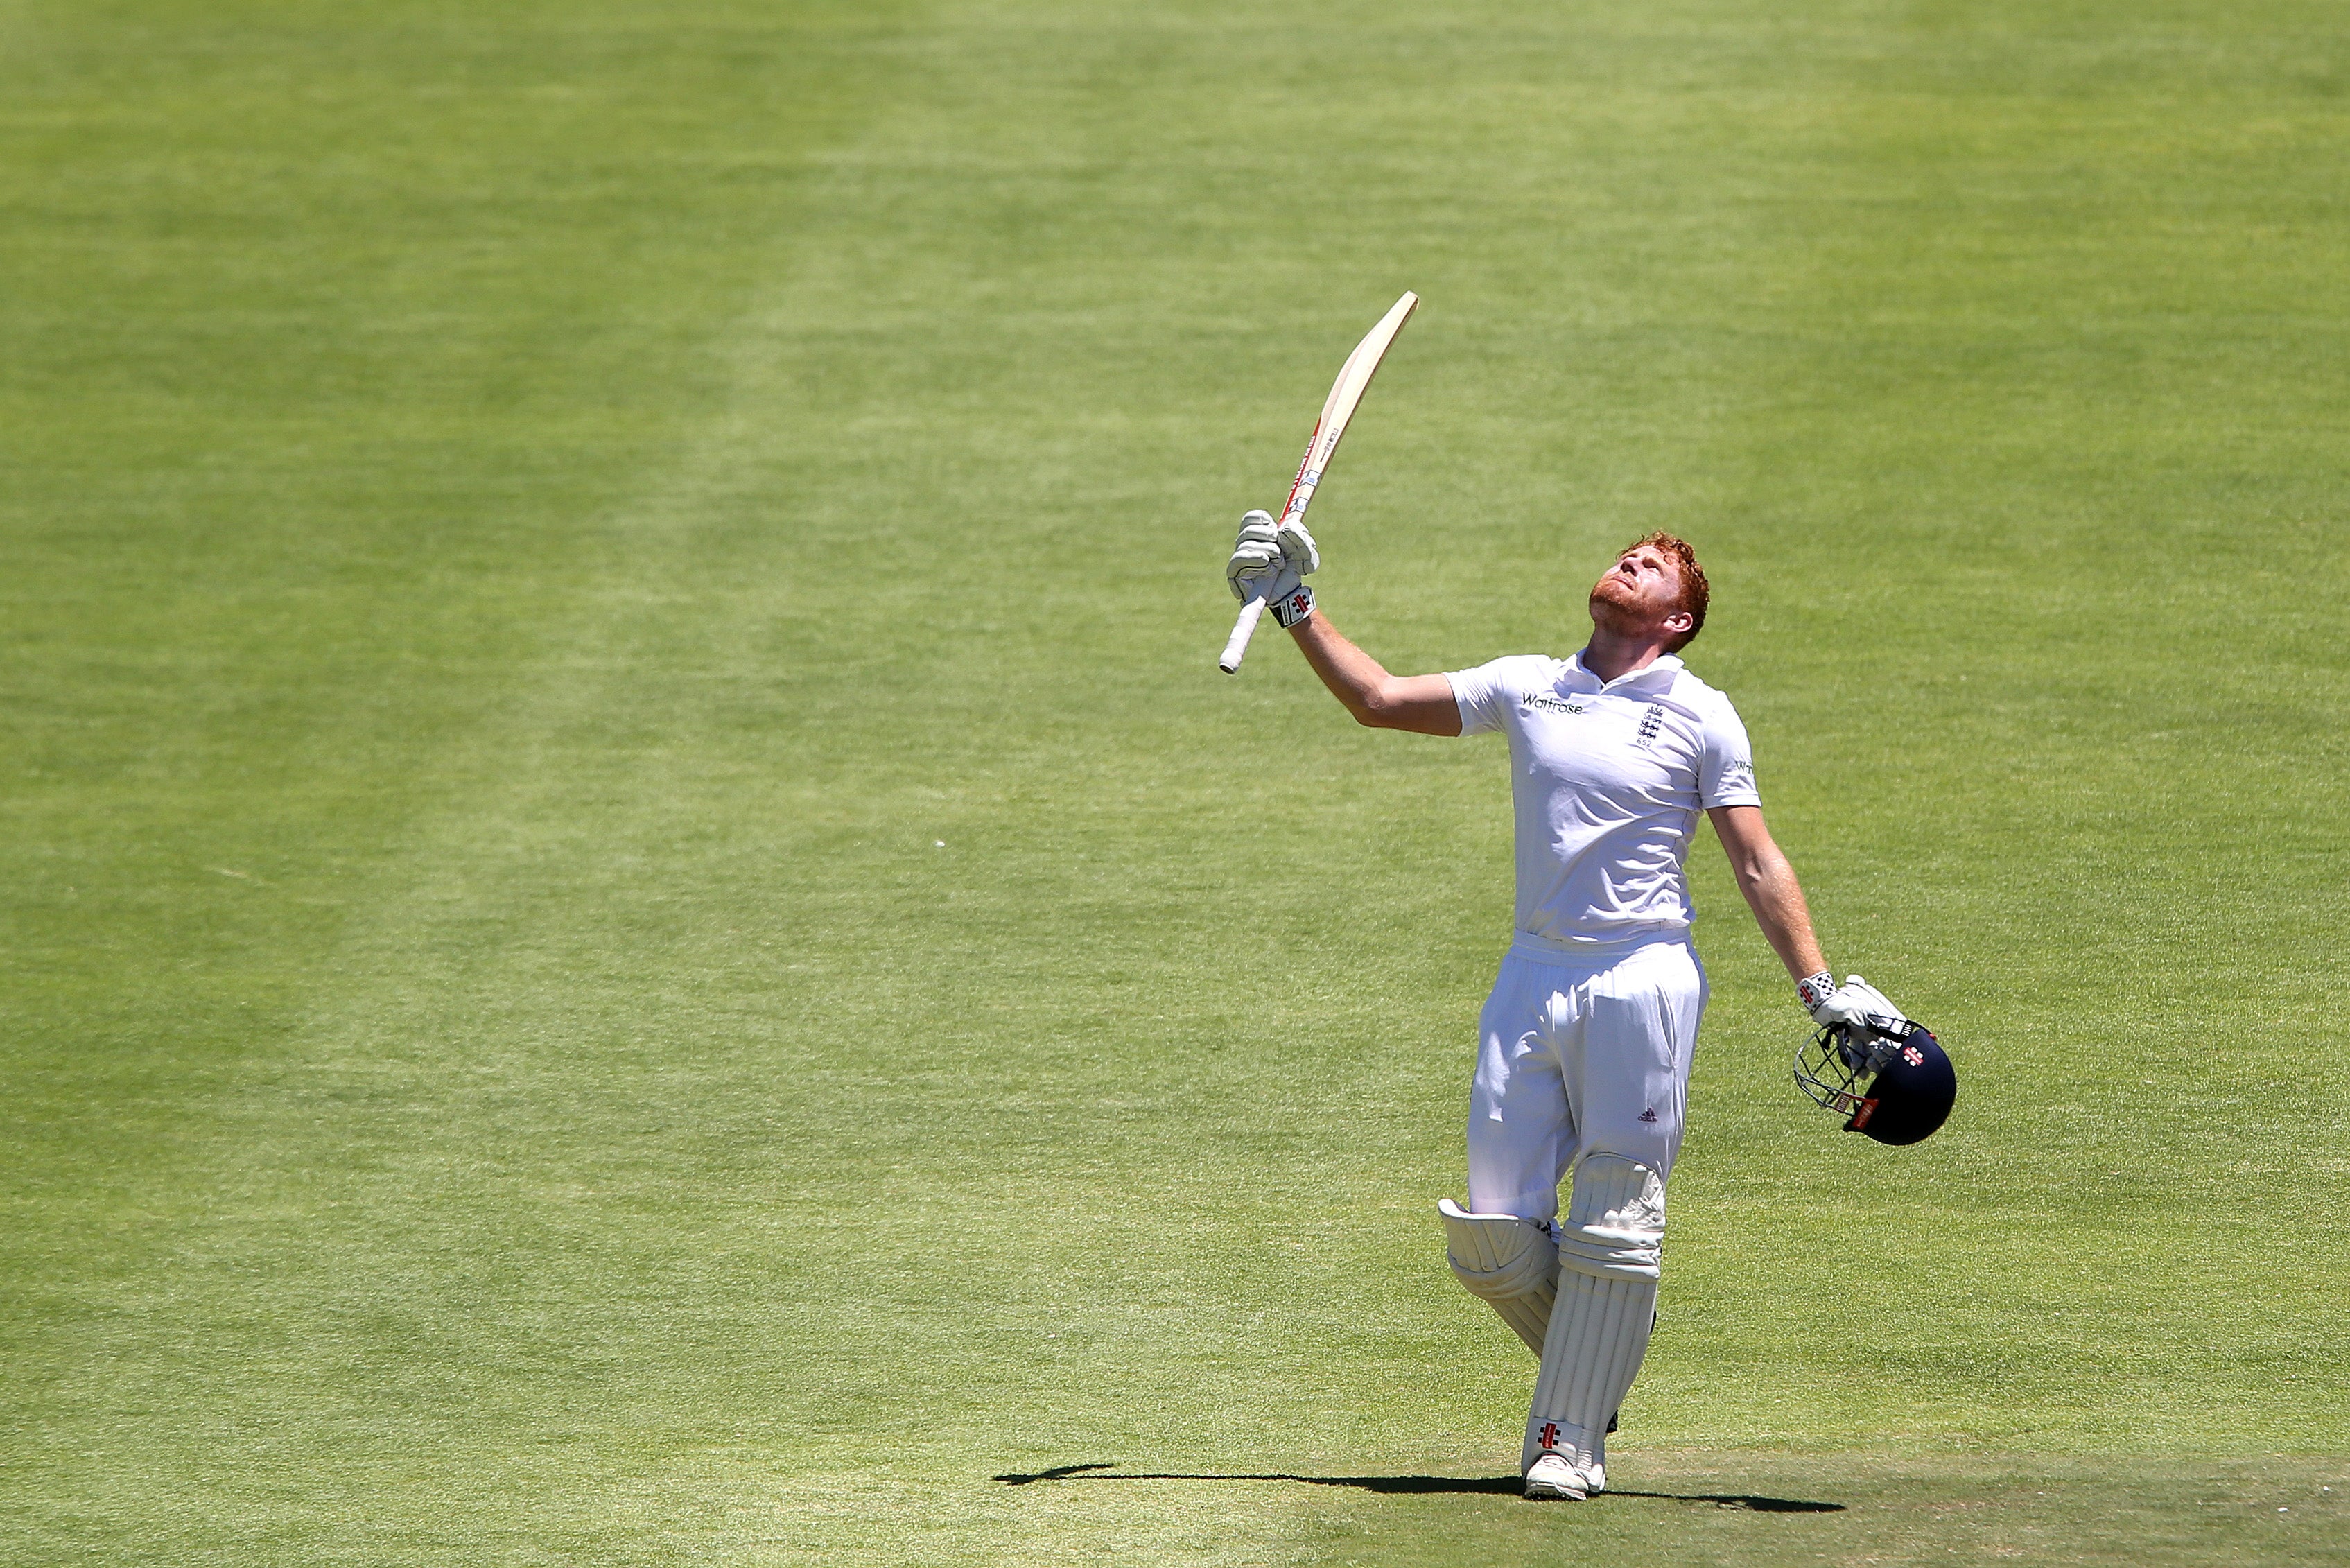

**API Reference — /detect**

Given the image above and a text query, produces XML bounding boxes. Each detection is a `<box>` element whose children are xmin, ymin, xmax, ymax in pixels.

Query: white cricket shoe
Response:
<box><xmin>1523</xmin><ymin>1454</ymin><xmax>1587</xmax><ymax>1501</ymax></box>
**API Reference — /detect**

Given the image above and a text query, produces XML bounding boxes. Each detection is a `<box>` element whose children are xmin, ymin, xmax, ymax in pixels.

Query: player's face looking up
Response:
<box><xmin>1586</xmin><ymin>545</ymin><xmax>1692</xmax><ymax>643</ymax></box>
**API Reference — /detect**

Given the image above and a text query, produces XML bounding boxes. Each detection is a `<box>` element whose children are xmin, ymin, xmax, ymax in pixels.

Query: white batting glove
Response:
<box><xmin>1801</xmin><ymin>974</ymin><xmax>1908</xmax><ymax>1034</ymax></box>
<box><xmin>1225</xmin><ymin>509</ymin><xmax>1320</xmax><ymax>608</ymax></box>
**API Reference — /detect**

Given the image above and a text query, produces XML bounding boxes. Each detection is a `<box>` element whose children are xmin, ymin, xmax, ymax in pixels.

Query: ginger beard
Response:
<box><xmin>1586</xmin><ymin>554</ymin><xmax>1685</xmax><ymax>643</ymax></box>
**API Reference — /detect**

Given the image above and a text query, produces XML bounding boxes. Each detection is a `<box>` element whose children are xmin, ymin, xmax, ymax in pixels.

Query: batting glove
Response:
<box><xmin>1226</xmin><ymin>509</ymin><xmax>1320</xmax><ymax>611</ymax></box>
<box><xmin>1802</xmin><ymin>974</ymin><xmax>1908</xmax><ymax>1034</ymax></box>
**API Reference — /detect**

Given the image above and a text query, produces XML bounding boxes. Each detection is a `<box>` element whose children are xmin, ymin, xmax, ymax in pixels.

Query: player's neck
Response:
<box><xmin>1580</xmin><ymin>627</ymin><xmax>1672</xmax><ymax>685</ymax></box>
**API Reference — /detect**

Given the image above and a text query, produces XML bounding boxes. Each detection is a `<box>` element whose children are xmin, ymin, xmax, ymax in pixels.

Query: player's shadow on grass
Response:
<box><xmin>993</xmin><ymin>1463</ymin><xmax>1842</xmax><ymax>1512</ymax></box>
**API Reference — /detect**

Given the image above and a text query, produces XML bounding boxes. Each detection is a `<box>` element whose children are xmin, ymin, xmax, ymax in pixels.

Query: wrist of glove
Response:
<box><xmin>1796</xmin><ymin>971</ymin><xmax>1836</xmax><ymax>1015</ymax></box>
<box><xmin>1802</xmin><ymin>973</ymin><xmax>1910</xmax><ymax>1034</ymax></box>
<box><xmin>1269</xmin><ymin>584</ymin><xmax>1315</xmax><ymax>627</ymax></box>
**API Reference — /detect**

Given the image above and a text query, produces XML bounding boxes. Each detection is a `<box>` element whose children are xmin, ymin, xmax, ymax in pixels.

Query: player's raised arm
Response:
<box><xmin>1223</xmin><ymin>509</ymin><xmax>1459</xmax><ymax>735</ymax></box>
<box><xmin>1288</xmin><ymin>611</ymin><xmax>1462</xmax><ymax>735</ymax></box>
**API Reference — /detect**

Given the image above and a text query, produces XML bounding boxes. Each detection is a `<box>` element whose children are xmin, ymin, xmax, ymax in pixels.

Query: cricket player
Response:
<box><xmin>1226</xmin><ymin>514</ymin><xmax>1904</xmax><ymax>1501</ymax></box>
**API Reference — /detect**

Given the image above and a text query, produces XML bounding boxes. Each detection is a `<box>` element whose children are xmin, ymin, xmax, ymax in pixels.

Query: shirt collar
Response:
<box><xmin>1564</xmin><ymin>650</ymin><xmax>1683</xmax><ymax>693</ymax></box>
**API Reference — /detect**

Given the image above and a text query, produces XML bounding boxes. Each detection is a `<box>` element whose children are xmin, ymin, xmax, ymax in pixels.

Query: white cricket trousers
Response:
<box><xmin>1466</xmin><ymin>937</ymin><xmax>1707</xmax><ymax>1226</ymax></box>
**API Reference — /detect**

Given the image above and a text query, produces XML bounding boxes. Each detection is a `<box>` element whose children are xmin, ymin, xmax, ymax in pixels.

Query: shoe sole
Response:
<box><xmin>1523</xmin><ymin>1479</ymin><xmax>1588</xmax><ymax>1501</ymax></box>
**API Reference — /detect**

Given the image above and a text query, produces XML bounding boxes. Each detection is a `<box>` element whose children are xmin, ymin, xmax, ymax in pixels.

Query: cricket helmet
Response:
<box><xmin>1793</xmin><ymin>1015</ymin><xmax>1956</xmax><ymax>1146</ymax></box>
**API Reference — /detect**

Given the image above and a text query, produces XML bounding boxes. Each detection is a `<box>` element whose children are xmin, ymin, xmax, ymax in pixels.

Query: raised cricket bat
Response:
<box><xmin>1217</xmin><ymin>290</ymin><xmax>1418</xmax><ymax>674</ymax></box>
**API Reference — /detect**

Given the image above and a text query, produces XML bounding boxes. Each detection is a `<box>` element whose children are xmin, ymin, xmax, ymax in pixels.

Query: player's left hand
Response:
<box><xmin>1226</xmin><ymin>510</ymin><xmax>1319</xmax><ymax>602</ymax></box>
<box><xmin>1808</xmin><ymin>975</ymin><xmax>1907</xmax><ymax>1034</ymax></box>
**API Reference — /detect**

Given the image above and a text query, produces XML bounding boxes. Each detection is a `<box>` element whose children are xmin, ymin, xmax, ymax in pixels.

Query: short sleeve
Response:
<box><xmin>1699</xmin><ymin>694</ymin><xmax>1761</xmax><ymax>808</ymax></box>
<box><xmin>1445</xmin><ymin>657</ymin><xmax>1524</xmax><ymax>738</ymax></box>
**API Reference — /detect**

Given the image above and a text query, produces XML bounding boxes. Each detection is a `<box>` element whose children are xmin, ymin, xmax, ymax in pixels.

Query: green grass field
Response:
<box><xmin>4</xmin><ymin>1</ymin><xmax>2347</xmax><ymax>1562</ymax></box>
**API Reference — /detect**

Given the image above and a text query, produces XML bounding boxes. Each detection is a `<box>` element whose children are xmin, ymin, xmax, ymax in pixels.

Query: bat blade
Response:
<box><xmin>1219</xmin><ymin>290</ymin><xmax>1418</xmax><ymax>674</ymax></box>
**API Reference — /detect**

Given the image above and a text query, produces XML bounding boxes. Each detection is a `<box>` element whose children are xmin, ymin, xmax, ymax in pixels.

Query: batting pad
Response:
<box><xmin>1522</xmin><ymin>1266</ymin><xmax>1657</xmax><ymax>1477</ymax></box>
<box><xmin>1552</xmin><ymin>1153</ymin><xmax>1665</xmax><ymax>1282</ymax></box>
<box><xmin>1520</xmin><ymin>1153</ymin><xmax>1667</xmax><ymax>1477</ymax></box>
<box><xmin>1438</xmin><ymin>1199</ymin><xmax>1558</xmax><ymax>1357</ymax></box>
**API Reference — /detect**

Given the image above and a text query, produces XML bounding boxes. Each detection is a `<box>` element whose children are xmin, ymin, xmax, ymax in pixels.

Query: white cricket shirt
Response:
<box><xmin>1447</xmin><ymin>651</ymin><xmax>1761</xmax><ymax>952</ymax></box>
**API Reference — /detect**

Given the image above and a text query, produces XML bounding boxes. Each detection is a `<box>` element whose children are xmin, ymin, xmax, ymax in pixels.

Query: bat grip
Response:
<box><xmin>1218</xmin><ymin>593</ymin><xmax>1269</xmax><ymax>673</ymax></box>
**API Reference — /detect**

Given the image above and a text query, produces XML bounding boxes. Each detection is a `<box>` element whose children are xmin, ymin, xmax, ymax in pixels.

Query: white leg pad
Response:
<box><xmin>1438</xmin><ymin>1199</ymin><xmax>1558</xmax><ymax>1357</ymax></box>
<box><xmin>1522</xmin><ymin>1269</ymin><xmax>1655</xmax><ymax>1480</ymax></box>
<box><xmin>1521</xmin><ymin>1155</ymin><xmax>1666</xmax><ymax>1477</ymax></box>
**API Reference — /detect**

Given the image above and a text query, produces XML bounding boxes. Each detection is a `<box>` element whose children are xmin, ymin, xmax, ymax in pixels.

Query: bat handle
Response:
<box><xmin>1218</xmin><ymin>593</ymin><xmax>1269</xmax><ymax>673</ymax></box>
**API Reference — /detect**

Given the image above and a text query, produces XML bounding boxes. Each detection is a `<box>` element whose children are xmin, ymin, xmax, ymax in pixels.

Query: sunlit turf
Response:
<box><xmin>2</xmin><ymin>1</ymin><xmax>2344</xmax><ymax>1562</ymax></box>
